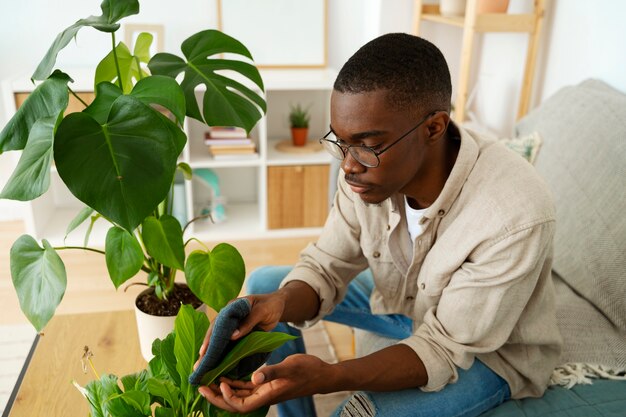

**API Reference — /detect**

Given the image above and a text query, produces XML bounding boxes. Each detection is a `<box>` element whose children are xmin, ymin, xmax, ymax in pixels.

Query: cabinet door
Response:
<box><xmin>267</xmin><ymin>165</ymin><xmax>329</xmax><ymax>229</ymax></box>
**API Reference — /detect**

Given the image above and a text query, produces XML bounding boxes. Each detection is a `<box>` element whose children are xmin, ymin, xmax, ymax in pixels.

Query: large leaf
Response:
<box><xmin>105</xmin><ymin>226</ymin><xmax>144</xmax><ymax>288</ymax></box>
<box><xmin>148</xmin><ymin>30</ymin><xmax>266</xmax><ymax>134</ymax></box>
<box><xmin>32</xmin><ymin>0</ymin><xmax>140</xmax><ymax>80</ymax></box>
<box><xmin>106</xmin><ymin>390</ymin><xmax>151</xmax><ymax>417</ymax></box>
<box><xmin>54</xmin><ymin>95</ymin><xmax>179</xmax><ymax>232</ymax></box>
<box><xmin>185</xmin><ymin>243</ymin><xmax>246</xmax><ymax>312</ymax></box>
<box><xmin>10</xmin><ymin>235</ymin><xmax>66</xmax><ymax>331</ymax></box>
<box><xmin>200</xmin><ymin>331</ymin><xmax>297</xmax><ymax>386</ymax></box>
<box><xmin>174</xmin><ymin>304</ymin><xmax>210</xmax><ymax>403</ymax></box>
<box><xmin>0</xmin><ymin>116</ymin><xmax>57</xmax><ymax>200</ymax></box>
<box><xmin>121</xmin><ymin>370</ymin><xmax>150</xmax><ymax>393</ymax></box>
<box><xmin>130</xmin><ymin>75</ymin><xmax>186</xmax><ymax>125</ymax></box>
<box><xmin>81</xmin><ymin>374</ymin><xmax>122</xmax><ymax>417</ymax></box>
<box><xmin>147</xmin><ymin>377</ymin><xmax>181</xmax><ymax>410</ymax></box>
<box><xmin>142</xmin><ymin>215</ymin><xmax>185</xmax><ymax>270</ymax></box>
<box><xmin>0</xmin><ymin>71</ymin><xmax>70</xmax><ymax>152</ymax></box>
<box><xmin>83</xmin><ymin>81</ymin><xmax>124</xmax><ymax>124</ymax></box>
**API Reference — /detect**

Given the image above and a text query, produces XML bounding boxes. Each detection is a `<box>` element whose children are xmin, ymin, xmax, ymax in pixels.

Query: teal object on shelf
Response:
<box><xmin>193</xmin><ymin>168</ymin><xmax>226</xmax><ymax>223</ymax></box>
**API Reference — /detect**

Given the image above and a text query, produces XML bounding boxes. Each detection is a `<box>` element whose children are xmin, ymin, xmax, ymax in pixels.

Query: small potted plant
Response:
<box><xmin>288</xmin><ymin>103</ymin><xmax>311</xmax><ymax>146</ymax></box>
<box><xmin>0</xmin><ymin>0</ymin><xmax>266</xmax><ymax>359</ymax></box>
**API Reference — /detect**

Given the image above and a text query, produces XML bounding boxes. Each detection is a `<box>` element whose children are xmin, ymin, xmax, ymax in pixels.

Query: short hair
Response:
<box><xmin>334</xmin><ymin>33</ymin><xmax>452</xmax><ymax>114</ymax></box>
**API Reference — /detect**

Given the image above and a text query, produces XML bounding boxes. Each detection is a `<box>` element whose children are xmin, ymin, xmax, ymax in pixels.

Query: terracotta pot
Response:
<box><xmin>134</xmin><ymin>286</ymin><xmax>206</xmax><ymax>361</ymax></box>
<box><xmin>476</xmin><ymin>0</ymin><xmax>510</xmax><ymax>14</ymax></box>
<box><xmin>440</xmin><ymin>0</ymin><xmax>466</xmax><ymax>16</ymax></box>
<box><xmin>291</xmin><ymin>127</ymin><xmax>308</xmax><ymax>147</ymax></box>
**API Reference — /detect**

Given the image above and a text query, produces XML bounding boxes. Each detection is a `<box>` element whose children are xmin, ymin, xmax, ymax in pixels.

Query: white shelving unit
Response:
<box><xmin>3</xmin><ymin>68</ymin><xmax>336</xmax><ymax>246</ymax></box>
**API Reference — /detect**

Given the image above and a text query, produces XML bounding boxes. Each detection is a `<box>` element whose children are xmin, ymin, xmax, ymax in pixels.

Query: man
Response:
<box><xmin>198</xmin><ymin>33</ymin><xmax>562</xmax><ymax>417</ymax></box>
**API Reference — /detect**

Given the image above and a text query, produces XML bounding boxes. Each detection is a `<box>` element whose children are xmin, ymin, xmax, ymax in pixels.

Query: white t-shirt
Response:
<box><xmin>405</xmin><ymin>196</ymin><xmax>427</xmax><ymax>244</ymax></box>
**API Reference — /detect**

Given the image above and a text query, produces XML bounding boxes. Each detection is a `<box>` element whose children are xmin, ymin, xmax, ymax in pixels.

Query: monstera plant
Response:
<box><xmin>0</xmin><ymin>0</ymin><xmax>266</xmax><ymax>334</ymax></box>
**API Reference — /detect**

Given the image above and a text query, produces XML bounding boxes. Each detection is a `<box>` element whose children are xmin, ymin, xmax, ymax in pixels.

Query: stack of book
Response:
<box><xmin>204</xmin><ymin>126</ymin><xmax>258</xmax><ymax>160</ymax></box>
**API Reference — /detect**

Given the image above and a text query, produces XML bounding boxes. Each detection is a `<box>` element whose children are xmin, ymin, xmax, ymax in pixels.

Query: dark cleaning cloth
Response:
<box><xmin>189</xmin><ymin>298</ymin><xmax>270</xmax><ymax>385</ymax></box>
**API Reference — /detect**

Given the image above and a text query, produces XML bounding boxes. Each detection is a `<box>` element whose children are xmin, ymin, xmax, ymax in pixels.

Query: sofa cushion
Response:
<box><xmin>516</xmin><ymin>79</ymin><xmax>626</xmax><ymax>330</ymax></box>
<box><xmin>480</xmin><ymin>379</ymin><xmax>626</xmax><ymax>417</ymax></box>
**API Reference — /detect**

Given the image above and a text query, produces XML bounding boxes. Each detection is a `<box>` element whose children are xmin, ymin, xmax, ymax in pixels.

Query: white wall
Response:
<box><xmin>1</xmin><ymin>0</ymin><xmax>624</xmax><ymax>220</ymax></box>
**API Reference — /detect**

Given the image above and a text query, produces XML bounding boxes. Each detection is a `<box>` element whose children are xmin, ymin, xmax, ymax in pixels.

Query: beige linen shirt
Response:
<box><xmin>281</xmin><ymin>126</ymin><xmax>562</xmax><ymax>399</ymax></box>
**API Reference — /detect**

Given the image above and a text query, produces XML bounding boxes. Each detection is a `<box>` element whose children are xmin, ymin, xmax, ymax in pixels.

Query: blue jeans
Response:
<box><xmin>246</xmin><ymin>266</ymin><xmax>511</xmax><ymax>417</ymax></box>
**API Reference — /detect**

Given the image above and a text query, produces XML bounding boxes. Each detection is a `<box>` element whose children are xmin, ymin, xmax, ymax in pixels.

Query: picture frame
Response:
<box><xmin>217</xmin><ymin>0</ymin><xmax>327</xmax><ymax>68</ymax></box>
<box><xmin>124</xmin><ymin>23</ymin><xmax>165</xmax><ymax>56</ymax></box>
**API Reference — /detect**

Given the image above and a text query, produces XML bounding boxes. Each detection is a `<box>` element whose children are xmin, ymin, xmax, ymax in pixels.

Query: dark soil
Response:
<box><xmin>135</xmin><ymin>283</ymin><xmax>203</xmax><ymax>316</ymax></box>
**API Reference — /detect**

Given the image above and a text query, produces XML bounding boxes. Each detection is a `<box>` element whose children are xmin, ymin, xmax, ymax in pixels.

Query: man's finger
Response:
<box><xmin>198</xmin><ymin>385</ymin><xmax>238</xmax><ymax>413</ymax></box>
<box><xmin>198</xmin><ymin>324</ymin><xmax>213</xmax><ymax>357</ymax></box>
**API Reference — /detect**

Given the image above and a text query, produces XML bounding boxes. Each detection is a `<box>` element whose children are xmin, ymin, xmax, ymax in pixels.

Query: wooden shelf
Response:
<box><xmin>413</xmin><ymin>0</ymin><xmax>547</xmax><ymax>121</ymax></box>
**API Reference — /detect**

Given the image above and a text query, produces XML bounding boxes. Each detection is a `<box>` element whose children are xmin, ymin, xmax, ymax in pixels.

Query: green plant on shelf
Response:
<box><xmin>288</xmin><ymin>103</ymin><xmax>311</xmax><ymax>128</ymax></box>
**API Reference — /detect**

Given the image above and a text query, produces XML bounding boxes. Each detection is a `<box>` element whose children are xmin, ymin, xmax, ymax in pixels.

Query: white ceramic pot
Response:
<box><xmin>134</xmin><ymin>288</ymin><xmax>207</xmax><ymax>361</ymax></box>
<box><xmin>440</xmin><ymin>0</ymin><xmax>466</xmax><ymax>16</ymax></box>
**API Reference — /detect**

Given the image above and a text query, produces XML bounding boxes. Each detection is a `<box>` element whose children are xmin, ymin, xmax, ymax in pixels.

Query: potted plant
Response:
<box><xmin>74</xmin><ymin>291</ymin><xmax>295</xmax><ymax>416</ymax></box>
<box><xmin>0</xmin><ymin>0</ymin><xmax>267</xmax><ymax>359</ymax></box>
<box><xmin>288</xmin><ymin>103</ymin><xmax>311</xmax><ymax>146</ymax></box>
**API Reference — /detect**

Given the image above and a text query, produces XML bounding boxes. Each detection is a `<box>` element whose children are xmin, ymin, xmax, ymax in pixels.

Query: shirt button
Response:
<box><xmin>387</xmin><ymin>224</ymin><xmax>391</xmax><ymax>230</ymax></box>
<box><xmin>406</xmin><ymin>296</ymin><xmax>415</xmax><ymax>301</ymax></box>
<box><xmin>420</xmin><ymin>283</ymin><xmax>425</xmax><ymax>290</ymax></box>
<box><xmin>373</xmin><ymin>251</ymin><xmax>380</xmax><ymax>258</ymax></box>
<box><xmin>438</xmin><ymin>209</ymin><xmax>445</xmax><ymax>216</ymax></box>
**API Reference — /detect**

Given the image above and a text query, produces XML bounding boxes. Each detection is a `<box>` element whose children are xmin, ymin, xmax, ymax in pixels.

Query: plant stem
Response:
<box><xmin>189</xmin><ymin>393</ymin><xmax>203</xmax><ymax>415</ymax></box>
<box><xmin>111</xmin><ymin>32</ymin><xmax>124</xmax><ymax>91</ymax></box>
<box><xmin>183</xmin><ymin>213</ymin><xmax>213</xmax><ymax>234</ymax></box>
<box><xmin>55</xmin><ymin>246</ymin><xmax>105</xmax><ymax>255</ymax></box>
<box><xmin>184</xmin><ymin>237</ymin><xmax>208</xmax><ymax>251</ymax></box>
<box><xmin>68</xmin><ymin>87</ymin><xmax>89</xmax><ymax>108</ymax></box>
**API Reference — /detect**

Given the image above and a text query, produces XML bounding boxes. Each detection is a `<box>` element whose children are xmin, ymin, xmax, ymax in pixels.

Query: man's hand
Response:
<box><xmin>195</xmin><ymin>293</ymin><xmax>287</xmax><ymax>369</ymax></box>
<box><xmin>198</xmin><ymin>354</ymin><xmax>335</xmax><ymax>413</ymax></box>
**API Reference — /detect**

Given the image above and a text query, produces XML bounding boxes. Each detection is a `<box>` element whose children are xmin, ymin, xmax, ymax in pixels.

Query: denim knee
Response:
<box><xmin>245</xmin><ymin>265</ymin><xmax>292</xmax><ymax>295</ymax></box>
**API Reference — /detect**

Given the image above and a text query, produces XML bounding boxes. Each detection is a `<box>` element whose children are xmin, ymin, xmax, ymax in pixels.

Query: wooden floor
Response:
<box><xmin>0</xmin><ymin>220</ymin><xmax>354</xmax><ymax>360</ymax></box>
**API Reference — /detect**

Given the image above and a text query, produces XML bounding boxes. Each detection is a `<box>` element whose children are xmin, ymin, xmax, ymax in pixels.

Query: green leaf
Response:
<box><xmin>0</xmin><ymin>71</ymin><xmax>70</xmax><ymax>152</ymax></box>
<box><xmin>32</xmin><ymin>0</ymin><xmax>140</xmax><ymax>80</ymax></box>
<box><xmin>0</xmin><ymin>117</ymin><xmax>57</xmax><ymax>200</ymax></box>
<box><xmin>105</xmin><ymin>226</ymin><xmax>144</xmax><ymax>288</ymax></box>
<box><xmin>146</xmin><ymin>377</ymin><xmax>181</xmax><ymax>410</ymax></box>
<box><xmin>10</xmin><ymin>235</ymin><xmax>66</xmax><ymax>331</ymax></box>
<box><xmin>133</xmin><ymin>32</ymin><xmax>154</xmax><ymax>62</ymax></box>
<box><xmin>156</xmin><ymin>332</ymin><xmax>180</xmax><ymax>385</ymax></box>
<box><xmin>106</xmin><ymin>390</ymin><xmax>151</xmax><ymax>417</ymax></box>
<box><xmin>82</xmin><ymin>374</ymin><xmax>122</xmax><ymax>417</ymax></box>
<box><xmin>95</xmin><ymin>41</ymin><xmax>142</xmax><ymax>94</ymax></box>
<box><xmin>130</xmin><ymin>75</ymin><xmax>186</xmax><ymax>125</ymax></box>
<box><xmin>83</xmin><ymin>81</ymin><xmax>123</xmax><ymax>124</ymax></box>
<box><xmin>84</xmin><ymin>213</ymin><xmax>102</xmax><ymax>247</ymax></box>
<box><xmin>174</xmin><ymin>305</ymin><xmax>210</xmax><ymax>403</ymax></box>
<box><xmin>177</xmin><ymin>162</ymin><xmax>193</xmax><ymax>180</ymax></box>
<box><xmin>200</xmin><ymin>331</ymin><xmax>297</xmax><ymax>386</ymax></box>
<box><xmin>64</xmin><ymin>206</ymin><xmax>94</xmax><ymax>241</ymax></box>
<box><xmin>185</xmin><ymin>243</ymin><xmax>246</xmax><ymax>312</ymax></box>
<box><xmin>148</xmin><ymin>30</ymin><xmax>266</xmax><ymax>134</ymax></box>
<box><xmin>121</xmin><ymin>370</ymin><xmax>150</xmax><ymax>392</ymax></box>
<box><xmin>142</xmin><ymin>215</ymin><xmax>185</xmax><ymax>270</ymax></box>
<box><xmin>53</xmin><ymin>95</ymin><xmax>179</xmax><ymax>232</ymax></box>
<box><xmin>154</xmin><ymin>407</ymin><xmax>176</xmax><ymax>417</ymax></box>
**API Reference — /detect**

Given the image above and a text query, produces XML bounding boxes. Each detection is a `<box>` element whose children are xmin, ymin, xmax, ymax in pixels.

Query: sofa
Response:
<box><xmin>345</xmin><ymin>79</ymin><xmax>626</xmax><ymax>415</ymax></box>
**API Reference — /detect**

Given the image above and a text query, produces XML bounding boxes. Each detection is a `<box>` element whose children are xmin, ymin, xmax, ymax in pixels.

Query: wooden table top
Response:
<box><xmin>7</xmin><ymin>310</ymin><xmax>147</xmax><ymax>417</ymax></box>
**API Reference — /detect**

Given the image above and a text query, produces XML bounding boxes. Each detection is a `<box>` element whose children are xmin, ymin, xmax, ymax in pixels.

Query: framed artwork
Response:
<box><xmin>217</xmin><ymin>0</ymin><xmax>327</xmax><ymax>68</ymax></box>
<box><xmin>124</xmin><ymin>23</ymin><xmax>165</xmax><ymax>56</ymax></box>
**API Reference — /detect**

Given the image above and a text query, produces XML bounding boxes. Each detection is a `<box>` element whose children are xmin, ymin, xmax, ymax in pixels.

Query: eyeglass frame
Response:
<box><xmin>319</xmin><ymin>110</ymin><xmax>443</xmax><ymax>168</ymax></box>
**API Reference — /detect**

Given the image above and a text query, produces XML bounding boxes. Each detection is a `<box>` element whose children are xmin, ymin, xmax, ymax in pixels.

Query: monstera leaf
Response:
<box><xmin>0</xmin><ymin>71</ymin><xmax>70</xmax><ymax>152</ymax></box>
<box><xmin>94</xmin><ymin>38</ymin><xmax>151</xmax><ymax>94</ymax></box>
<box><xmin>54</xmin><ymin>95</ymin><xmax>180</xmax><ymax>232</ymax></box>
<box><xmin>148</xmin><ymin>30</ymin><xmax>266</xmax><ymax>134</ymax></box>
<box><xmin>32</xmin><ymin>0</ymin><xmax>140</xmax><ymax>80</ymax></box>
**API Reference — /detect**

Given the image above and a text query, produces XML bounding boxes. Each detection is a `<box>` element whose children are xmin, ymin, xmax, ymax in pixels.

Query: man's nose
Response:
<box><xmin>341</xmin><ymin>151</ymin><xmax>366</xmax><ymax>175</ymax></box>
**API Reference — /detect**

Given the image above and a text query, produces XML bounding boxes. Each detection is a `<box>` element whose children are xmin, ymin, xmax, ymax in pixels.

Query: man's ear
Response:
<box><xmin>426</xmin><ymin>111</ymin><xmax>450</xmax><ymax>142</ymax></box>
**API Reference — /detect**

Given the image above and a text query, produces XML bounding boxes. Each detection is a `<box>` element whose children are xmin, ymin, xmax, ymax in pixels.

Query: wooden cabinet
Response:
<box><xmin>267</xmin><ymin>165</ymin><xmax>329</xmax><ymax>229</ymax></box>
<box><xmin>412</xmin><ymin>0</ymin><xmax>547</xmax><ymax>122</ymax></box>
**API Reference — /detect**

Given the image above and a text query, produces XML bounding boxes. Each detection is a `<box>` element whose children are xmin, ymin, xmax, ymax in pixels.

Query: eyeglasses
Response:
<box><xmin>319</xmin><ymin>111</ymin><xmax>441</xmax><ymax>168</ymax></box>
